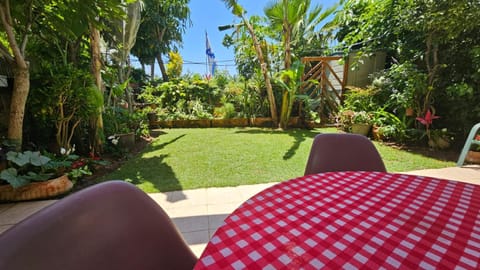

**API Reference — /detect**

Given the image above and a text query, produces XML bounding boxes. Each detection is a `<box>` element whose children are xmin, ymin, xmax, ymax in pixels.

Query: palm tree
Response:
<box><xmin>265</xmin><ymin>0</ymin><xmax>338</xmax><ymax>129</ymax></box>
<box><xmin>221</xmin><ymin>0</ymin><xmax>278</xmax><ymax>126</ymax></box>
<box><xmin>265</xmin><ymin>0</ymin><xmax>338</xmax><ymax>69</ymax></box>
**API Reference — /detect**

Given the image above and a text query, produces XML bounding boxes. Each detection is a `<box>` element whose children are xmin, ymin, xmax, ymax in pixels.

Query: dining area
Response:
<box><xmin>1</xmin><ymin>134</ymin><xmax>480</xmax><ymax>269</ymax></box>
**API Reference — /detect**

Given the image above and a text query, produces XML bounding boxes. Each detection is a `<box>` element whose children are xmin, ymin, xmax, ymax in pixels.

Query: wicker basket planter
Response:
<box><xmin>0</xmin><ymin>174</ymin><xmax>73</xmax><ymax>202</ymax></box>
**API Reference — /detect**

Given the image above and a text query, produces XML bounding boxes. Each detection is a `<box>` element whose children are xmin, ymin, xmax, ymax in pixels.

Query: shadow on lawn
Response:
<box><xmin>109</xmin><ymin>134</ymin><xmax>189</xmax><ymax>202</ymax></box>
<box><xmin>151</xmin><ymin>133</ymin><xmax>186</xmax><ymax>150</ymax></box>
<box><xmin>235</xmin><ymin>128</ymin><xmax>321</xmax><ymax>160</ymax></box>
<box><xmin>127</xmin><ymin>154</ymin><xmax>187</xmax><ymax>202</ymax></box>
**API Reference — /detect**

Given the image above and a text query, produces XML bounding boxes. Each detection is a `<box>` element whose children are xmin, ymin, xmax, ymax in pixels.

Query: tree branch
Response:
<box><xmin>20</xmin><ymin>0</ymin><xmax>34</xmax><ymax>55</ymax></box>
<box><xmin>0</xmin><ymin>42</ymin><xmax>14</xmax><ymax>61</ymax></box>
<box><xmin>0</xmin><ymin>0</ymin><xmax>28</xmax><ymax>69</ymax></box>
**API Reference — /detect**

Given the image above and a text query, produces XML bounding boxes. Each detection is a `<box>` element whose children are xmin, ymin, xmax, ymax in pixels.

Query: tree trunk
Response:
<box><xmin>90</xmin><ymin>25</ymin><xmax>103</xmax><ymax>91</ymax></box>
<box><xmin>67</xmin><ymin>39</ymin><xmax>81</xmax><ymax>66</ymax></box>
<box><xmin>1</xmin><ymin>1</ymin><xmax>30</xmax><ymax>150</ymax></box>
<box><xmin>279</xmin><ymin>91</ymin><xmax>290</xmax><ymax>129</ymax></box>
<box><xmin>125</xmin><ymin>57</ymin><xmax>134</xmax><ymax>113</ymax></box>
<box><xmin>157</xmin><ymin>54</ymin><xmax>169</xmax><ymax>82</ymax></box>
<box><xmin>8</xmin><ymin>65</ymin><xmax>29</xmax><ymax>150</ymax></box>
<box><xmin>279</xmin><ymin>3</ymin><xmax>292</xmax><ymax>129</ymax></box>
<box><xmin>89</xmin><ymin>24</ymin><xmax>104</xmax><ymax>154</ymax></box>
<box><xmin>150</xmin><ymin>60</ymin><xmax>155</xmax><ymax>79</ymax></box>
<box><xmin>242</xmin><ymin>15</ymin><xmax>278</xmax><ymax>126</ymax></box>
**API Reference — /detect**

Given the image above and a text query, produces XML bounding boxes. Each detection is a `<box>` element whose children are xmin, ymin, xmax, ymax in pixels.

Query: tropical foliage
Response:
<box><xmin>335</xmin><ymin>0</ymin><xmax>480</xmax><ymax>141</ymax></box>
<box><xmin>1</xmin><ymin>0</ymin><xmax>479</xmax><ymax>189</ymax></box>
<box><xmin>131</xmin><ymin>0</ymin><xmax>191</xmax><ymax>81</ymax></box>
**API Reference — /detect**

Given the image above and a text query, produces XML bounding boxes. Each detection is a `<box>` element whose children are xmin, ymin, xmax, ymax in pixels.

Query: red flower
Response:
<box><xmin>416</xmin><ymin>110</ymin><xmax>440</xmax><ymax>129</ymax></box>
<box><xmin>71</xmin><ymin>160</ymin><xmax>86</xmax><ymax>169</ymax></box>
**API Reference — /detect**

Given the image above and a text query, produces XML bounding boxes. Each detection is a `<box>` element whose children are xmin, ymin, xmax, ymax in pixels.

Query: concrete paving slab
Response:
<box><xmin>0</xmin><ymin>200</ymin><xmax>55</xmax><ymax>226</ymax></box>
<box><xmin>0</xmin><ymin>203</ymin><xmax>14</xmax><ymax>215</ymax></box>
<box><xmin>171</xmin><ymin>215</ymin><xmax>209</xmax><ymax>233</ymax></box>
<box><xmin>150</xmin><ymin>188</ymin><xmax>208</xmax><ymax>210</ymax></box>
<box><xmin>0</xmin><ymin>224</ymin><xmax>12</xmax><ymax>234</ymax></box>
<box><xmin>402</xmin><ymin>165</ymin><xmax>480</xmax><ymax>185</ymax></box>
<box><xmin>206</xmin><ymin>186</ymin><xmax>244</xmax><ymax>205</ymax></box>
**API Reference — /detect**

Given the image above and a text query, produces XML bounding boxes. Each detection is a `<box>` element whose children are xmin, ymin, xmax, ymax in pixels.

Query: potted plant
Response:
<box><xmin>465</xmin><ymin>135</ymin><xmax>480</xmax><ymax>164</ymax></box>
<box><xmin>0</xmin><ymin>151</ymin><xmax>75</xmax><ymax>201</ymax></box>
<box><xmin>337</xmin><ymin>110</ymin><xmax>355</xmax><ymax>132</ymax></box>
<box><xmin>371</xmin><ymin>109</ymin><xmax>406</xmax><ymax>141</ymax></box>
<box><xmin>351</xmin><ymin>111</ymin><xmax>373</xmax><ymax>136</ymax></box>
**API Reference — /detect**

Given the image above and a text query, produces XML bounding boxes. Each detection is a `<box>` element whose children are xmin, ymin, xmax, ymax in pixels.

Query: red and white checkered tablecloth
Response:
<box><xmin>194</xmin><ymin>171</ymin><xmax>480</xmax><ymax>269</ymax></box>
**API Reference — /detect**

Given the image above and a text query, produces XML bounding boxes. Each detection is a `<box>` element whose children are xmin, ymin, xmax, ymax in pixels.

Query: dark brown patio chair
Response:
<box><xmin>0</xmin><ymin>181</ymin><xmax>197</xmax><ymax>270</ymax></box>
<box><xmin>304</xmin><ymin>133</ymin><xmax>387</xmax><ymax>175</ymax></box>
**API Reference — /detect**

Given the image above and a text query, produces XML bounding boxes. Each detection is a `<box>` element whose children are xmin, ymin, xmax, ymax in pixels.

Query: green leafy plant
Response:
<box><xmin>214</xmin><ymin>103</ymin><xmax>236</xmax><ymax>119</ymax></box>
<box><xmin>371</xmin><ymin>109</ymin><xmax>406</xmax><ymax>141</ymax></box>
<box><xmin>352</xmin><ymin>111</ymin><xmax>372</xmax><ymax>124</ymax></box>
<box><xmin>341</xmin><ymin>87</ymin><xmax>378</xmax><ymax>112</ymax></box>
<box><xmin>28</xmin><ymin>65</ymin><xmax>102</xmax><ymax>153</ymax></box>
<box><xmin>68</xmin><ymin>166</ymin><xmax>92</xmax><ymax>181</ymax></box>
<box><xmin>337</xmin><ymin>110</ymin><xmax>355</xmax><ymax>132</ymax></box>
<box><xmin>0</xmin><ymin>151</ymin><xmax>54</xmax><ymax>188</ymax></box>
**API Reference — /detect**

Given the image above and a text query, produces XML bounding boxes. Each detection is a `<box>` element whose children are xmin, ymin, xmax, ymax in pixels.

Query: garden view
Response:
<box><xmin>0</xmin><ymin>0</ymin><xmax>479</xmax><ymax>199</ymax></box>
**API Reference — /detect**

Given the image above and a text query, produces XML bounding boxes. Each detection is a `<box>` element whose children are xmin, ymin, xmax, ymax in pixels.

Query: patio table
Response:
<box><xmin>194</xmin><ymin>171</ymin><xmax>480</xmax><ymax>269</ymax></box>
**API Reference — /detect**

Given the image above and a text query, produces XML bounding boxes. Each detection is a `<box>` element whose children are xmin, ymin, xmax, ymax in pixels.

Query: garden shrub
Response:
<box><xmin>27</xmin><ymin>64</ymin><xmax>102</xmax><ymax>153</ymax></box>
<box><xmin>371</xmin><ymin>62</ymin><xmax>428</xmax><ymax>117</ymax></box>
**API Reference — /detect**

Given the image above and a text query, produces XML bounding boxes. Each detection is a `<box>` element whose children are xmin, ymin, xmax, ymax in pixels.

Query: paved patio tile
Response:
<box><xmin>172</xmin><ymin>215</ymin><xmax>209</xmax><ymax>233</ymax></box>
<box><xmin>208</xmin><ymin>213</ymin><xmax>229</xmax><ymax>231</ymax></box>
<box><xmin>164</xmin><ymin>205</ymin><xmax>208</xmax><ymax>218</ymax></box>
<box><xmin>236</xmin><ymin>182</ymin><xmax>278</xmax><ymax>200</ymax></box>
<box><xmin>0</xmin><ymin>203</ymin><xmax>15</xmax><ymax>215</ymax></box>
<box><xmin>206</xmin><ymin>187</ymin><xmax>244</xmax><ymax>205</ymax></box>
<box><xmin>0</xmin><ymin>225</ymin><xmax>12</xmax><ymax>234</ymax></box>
<box><xmin>181</xmin><ymin>230</ymin><xmax>210</xmax><ymax>246</ymax></box>
<box><xmin>0</xmin><ymin>200</ymin><xmax>55</xmax><ymax>226</ymax></box>
<box><xmin>190</xmin><ymin>243</ymin><xmax>207</xmax><ymax>258</ymax></box>
<box><xmin>207</xmin><ymin>202</ymin><xmax>242</xmax><ymax>214</ymax></box>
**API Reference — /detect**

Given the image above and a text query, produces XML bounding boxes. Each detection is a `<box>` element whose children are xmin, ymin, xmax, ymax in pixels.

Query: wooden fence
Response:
<box><xmin>301</xmin><ymin>56</ymin><xmax>348</xmax><ymax>123</ymax></box>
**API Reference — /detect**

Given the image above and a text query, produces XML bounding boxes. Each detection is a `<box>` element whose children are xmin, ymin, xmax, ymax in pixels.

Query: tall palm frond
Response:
<box><xmin>221</xmin><ymin>0</ymin><xmax>244</xmax><ymax>17</ymax></box>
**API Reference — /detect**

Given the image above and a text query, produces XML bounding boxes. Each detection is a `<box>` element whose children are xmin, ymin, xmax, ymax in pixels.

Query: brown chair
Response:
<box><xmin>304</xmin><ymin>133</ymin><xmax>387</xmax><ymax>175</ymax></box>
<box><xmin>0</xmin><ymin>181</ymin><xmax>197</xmax><ymax>270</ymax></box>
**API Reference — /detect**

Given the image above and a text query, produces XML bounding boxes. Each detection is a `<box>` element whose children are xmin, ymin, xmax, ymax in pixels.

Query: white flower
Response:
<box><xmin>442</xmin><ymin>128</ymin><xmax>447</xmax><ymax>132</ymax></box>
<box><xmin>108</xmin><ymin>135</ymin><xmax>115</xmax><ymax>140</ymax></box>
<box><xmin>60</xmin><ymin>148</ymin><xmax>66</xmax><ymax>155</ymax></box>
<box><xmin>112</xmin><ymin>138</ymin><xmax>119</xmax><ymax>145</ymax></box>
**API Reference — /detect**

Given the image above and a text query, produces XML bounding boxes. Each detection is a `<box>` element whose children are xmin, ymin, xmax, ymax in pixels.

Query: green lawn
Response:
<box><xmin>101</xmin><ymin>128</ymin><xmax>455</xmax><ymax>193</ymax></box>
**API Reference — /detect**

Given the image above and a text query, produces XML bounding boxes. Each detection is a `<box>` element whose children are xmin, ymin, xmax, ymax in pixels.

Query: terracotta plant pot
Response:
<box><xmin>0</xmin><ymin>174</ymin><xmax>73</xmax><ymax>202</ymax></box>
<box><xmin>466</xmin><ymin>151</ymin><xmax>480</xmax><ymax>164</ymax></box>
<box><xmin>405</xmin><ymin>107</ymin><xmax>414</xmax><ymax>116</ymax></box>
<box><xmin>372</xmin><ymin>126</ymin><xmax>384</xmax><ymax>141</ymax></box>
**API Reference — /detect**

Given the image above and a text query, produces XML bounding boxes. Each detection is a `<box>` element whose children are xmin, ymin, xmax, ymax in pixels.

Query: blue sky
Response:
<box><xmin>137</xmin><ymin>0</ymin><xmax>339</xmax><ymax>76</ymax></box>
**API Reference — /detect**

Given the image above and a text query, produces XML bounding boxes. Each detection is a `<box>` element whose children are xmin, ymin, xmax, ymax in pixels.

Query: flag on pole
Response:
<box><xmin>205</xmin><ymin>32</ymin><xmax>217</xmax><ymax>77</ymax></box>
